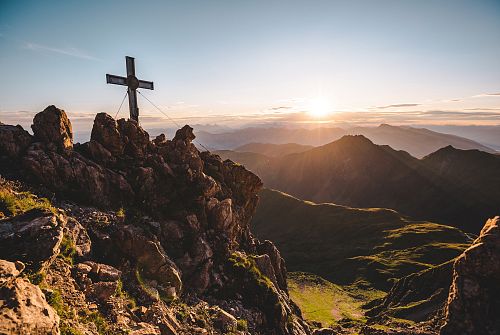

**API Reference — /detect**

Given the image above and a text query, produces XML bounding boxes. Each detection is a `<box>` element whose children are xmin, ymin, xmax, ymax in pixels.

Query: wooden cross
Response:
<box><xmin>106</xmin><ymin>56</ymin><xmax>154</xmax><ymax>122</ymax></box>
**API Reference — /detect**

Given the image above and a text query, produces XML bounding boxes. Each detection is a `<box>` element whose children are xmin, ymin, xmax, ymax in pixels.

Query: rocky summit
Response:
<box><xmin>441</xmin><ymin>216</ymin><xmax>500</xmax><ymax>335</ymax></box>
<box><xmin>0</xmin><ymin>105</ymin><xmax>309</xmax><ymax>334</ymax></box>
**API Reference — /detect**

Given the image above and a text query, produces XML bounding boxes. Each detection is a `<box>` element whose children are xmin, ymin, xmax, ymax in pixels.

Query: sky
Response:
<box><xmin>1</xmin><ymin>0</ymin><xmax>500</xmax><ymax>134</ymax></box>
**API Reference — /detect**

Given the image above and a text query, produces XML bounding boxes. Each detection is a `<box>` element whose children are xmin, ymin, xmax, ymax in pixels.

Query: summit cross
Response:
<box><xmin>106</xmin><ymin>56</ymin><xmax>154</xmax><ymax>122</ymax></box>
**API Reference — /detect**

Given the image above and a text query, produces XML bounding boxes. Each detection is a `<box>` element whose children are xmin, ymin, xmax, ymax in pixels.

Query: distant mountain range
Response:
<box><xmin>422</xmin><ymin>124</ymin><xmax>500</xmax><ymax>151</ymax></box>
<box><xmin>235</xmin><ymin>142</ymin><xmax>314</xmax><ymax>157</ymax></box>
<box><xmin>198</xmin><ymin>123</ymin><xmax>496</xmax><ymax>158</ymax></box>
<box><xmin>218</xmin><ymin>136</ymin><xmax>500</xmax><ymax>232</ymax></box>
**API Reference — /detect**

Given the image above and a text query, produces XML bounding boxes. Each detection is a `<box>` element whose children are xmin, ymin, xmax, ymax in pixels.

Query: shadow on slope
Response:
<box><xmin>252</xmin><ymin>188</ymin><xmax>470</xmax><ymax>291</ymax></box>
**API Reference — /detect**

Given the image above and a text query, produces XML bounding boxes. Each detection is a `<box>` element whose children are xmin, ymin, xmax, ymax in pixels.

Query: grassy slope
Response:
<box><xmin>252</xmin><ymin>188</ymin><xmax>470</xmax><ymax>291</ymax></box>
<box><xmin>288</xmin><ymin>272</ymin><xmax>385</xmax><ymax>328</ymax></box>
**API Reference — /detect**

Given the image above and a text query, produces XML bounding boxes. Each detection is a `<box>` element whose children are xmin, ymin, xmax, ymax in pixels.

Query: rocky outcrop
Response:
<box><xmin>0</xmin><ymin>124</ymin><xmax>32</xmax><ymax>158</ymax></box>
<box><xmin>0</xmin><ymin>106</ymin><xmax>309</xmax><ymax>335</ymax></box>
<box><xmin>114</xmin><ymin>224</ymin><xmax>183</xmax><ymax>298</ymax></box>
<box><xmin>367</xmin><ymin>260</ymin><xmax>454</xmax><ymax>323</ymax></box>
<box><xmin>32</xmin><ymin>105</ymin><xmax>73</xmax><ymax>151</ymax></box>
<box><xmin>0</xmin><ymin>208</ymin><xmax>65</xmax><ymax>272</ymax></box>
<box><xmin>0</xmin><ymin>259</ymin><xmax>60</xmax><ymax>334</ymax></box>
<box><xmin>440</xmin><ymin>216</ymin><xmax>500</xmax><ymax>335</ymax></box>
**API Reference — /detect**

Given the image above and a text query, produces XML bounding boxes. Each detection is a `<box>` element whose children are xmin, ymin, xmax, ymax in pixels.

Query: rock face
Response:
<box><xmin>367</xmin><ymin>260</ymin><xmax>455</xmax><ymax>323</ymax></box>
<box><xmin>0</xmin><ymin>260</ymin><xmax>60</xmax><ymax>334</ymax></box>
<box><xmin>32</xmin><ymin>105</ymin><xmax>73</xmax><ymax>150</ymax></box>
<box><xmin>0</xmin><ymin>208</ymin><xmax>65</xmax><ymax>272</ymax></box>
<box><xmin>440</xmin><ymin>216</ymin><xmax>500</xmax><ymax>335</ymax></box>
<box><xmin>0</xmin><ymin>124</ymin><xmax>32</xmax><ymax>158</ymax></box>
<box><xmin>0</xmin><ymin>105</ymin><xmax>310</xmax><ymax>335</ymax></box>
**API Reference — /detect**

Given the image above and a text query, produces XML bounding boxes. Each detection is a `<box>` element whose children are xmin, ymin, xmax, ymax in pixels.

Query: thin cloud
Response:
<box><xmin>464</xmin><ymin>107</ymin><xmax>500</xmax><ymax>111</ymax></box>
<box><xmin>269</xmin><ymin>106</ymin><xmax>293</xmax><ymax>110</ymax></box>
<box><xmin>24</xmin><ymin>42</ymin><xmax>100</xmax><ymax>61</ymax></box>
<box><xmin>375</xmin><ymin>103</ymin><xmax>421</xmax><ymax>109</ymax></box>
<box><xmin>471</xmin><ymin>92</ymin><xmax>500</xmax><ymax>98</ymax></box>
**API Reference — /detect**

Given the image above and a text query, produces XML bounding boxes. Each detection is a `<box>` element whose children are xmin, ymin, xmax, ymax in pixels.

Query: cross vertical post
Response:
<box><xmin>126</xmin><ymin>57</ymin><xmax>139</xmax><ymax>122</ymax></box>
<box><xmin>106</xmin><ymin>56</ymin><xmax>154</xmax><ymax>122</ymax></box>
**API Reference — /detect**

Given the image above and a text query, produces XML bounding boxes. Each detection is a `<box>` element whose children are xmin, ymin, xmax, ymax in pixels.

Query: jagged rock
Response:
<box><xmin>32</xmin><ymin>105</ymin><xmax>73</xmax><ymax>150</ymax></box>
<box><xmin>23</xmin><ymin>144</ymin><xmax>134</xmax><ymax>207</ymax></box>
<box><xmin>86</xmin><ymin>139</ymin><xmax>115</xmax><ymax>166</ymax></box>
<box><xmin>117</xmin><ymin>118</ymin><xmax>150</xmax><ymax>159</ymax></box>
<box><xmin>91</xmin><ymin>113</ymin><xmax>124</xmax><ymax>156</ymax></box>
<box><xmin>0</xmin><ymin>124</ymin><xmax>33</xmax><ymax>158</ymax></box>
<box><xmin>81</xmin><ymin>261</ymin><xmax>121</xmax><ymax>281</ymax></box>
<box><xmin>174</xmin><ymin>125</ymin><xmax>196</xmax><ymax>142</ymax></box>
<box><xmin>367</xmin><ymin>260</ymin><xmax>454</xmax><ymax>322</ymax></box>
<box><xmin>209</xmin><ymin>198</ymin><xmax>233</xmax><ymax>232</ymax></box>
<box><xmin>441</xmin><ymin>216</ymin><xmax>500</xmax><ymax>335</ymax></box>
<box><xmin>0</xmin><ymin>107</ymin><xmax>311</xmax><ymax>335</ymax></box>
<box><xmin>114</xmin><ymin>225</ymin><xmax>182</xmax><ymax>296</ymax></box>
<box><xmin>253</xmin><ymin>254</ymin><xmax>279</xmax><ymax>289</ymax></box>
<box><xmin>64</xmin><ymin>217</ymin><xmax>92</xmax><ymax>258</ymax></box>
<box><xmin>0</xmin><ymin>208</ymin><xmax>65</xmax><ymax>271</ymax></box>
<box><xmin>153</xmin><ymin>133</ymin><xmax>167</xmax><ymax>146</ymax></box>
<box><xmin>87</xmin><ymin>281</ymin><xmax>119</xmax><ymax>302</ymax></box>
<box><xmin>0</xmin><ymin>260</ymin><xmax>25</xmax><ymax>286</ymax></box>
<box><xmin>91</xmin><ymin>113</ymin><xmax>150</xmax><ymax>160</ymax></box>
<box><xmin>212</xmin><ymin>306</ymin><xmax>237</xmax><ymax>332</ymax></box>
<box><xmin>0</xmin><ymin>259</ymin><xmax>60</xmax><ymax>334</ymax></box>
<box><xmin>256</xmin><ymin>240</ymin><xmax>288</xmax><ymax>291</ymax></box>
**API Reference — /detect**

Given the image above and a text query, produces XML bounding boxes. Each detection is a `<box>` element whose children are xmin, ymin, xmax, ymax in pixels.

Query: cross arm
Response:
<box><xmin>138</xmin><ymin>80</ymin><xmax>154</xmax><ymax>90</ymax></box>
<box><xmin>106</xmin><ymin>74</ymin><xmax>127</xmax><ymax>86</ymax></box>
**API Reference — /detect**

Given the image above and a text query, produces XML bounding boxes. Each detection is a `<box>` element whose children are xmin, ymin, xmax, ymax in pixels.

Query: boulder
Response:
<box><xmin>0</xmin><ymin>260</ymin><xmax>25</xmax><ymax>286</ymax></box>
<box><xmin>117</xmin><ymin>118</ymin><xmax>150</xmax><ymax>159</ymax></box>
<box><xmin>0</xmin><ymin>124</ymin><xmax>32</xmax><ymax>158</ymax></box>
<box><xmin>90</xmin><ymin>113</ymin><xmax>124</xmax><ymax>156</ymax></box>
<box><xmin>32</xmin><ymin>105</ymin><xmax>73</xmax><ymax>150</ymax></box>
<box><xmin>87</xmin><ymin>281</ymin><xmax>119</xmax><ymax>302</ymax></box>
<box><xmin>81</xmin><ymin>261</ymin><xmax>121</xmax><ymax>281</ymax></box>
<box><xmin>114</xmin><ymin>225</ymin><xmax>182</xmax><ymax>296</ymax></box>
<box><xmin>0</xmin><ymin>208</ymin><xmax>65</xmax><ymax>271</ymax></box>
<box><xmin>64</xmin><ymin>217</ymin><xmax>92</xmax><ymax>258</ymax></box>
<box><xmin>212</xmin><ymin>307</ymin><xmax>237</xmax><ymax>332</ymax></box>
<box><xmin>441</xmin><ymin>216</ymin><xmax>500</xmax><ymax>335</ymax></box>
<box><xmin>0</xmin><ymin>259</ymin><xmax>60</xmax><ymax>334</ymax></box>
<box><xmin>174</xmin><ymin>125</ymin><xmax>195</xmax><ymax>142</ymax></box>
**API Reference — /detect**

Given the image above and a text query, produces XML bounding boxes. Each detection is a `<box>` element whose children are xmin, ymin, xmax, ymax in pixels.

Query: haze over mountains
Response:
<box><xmin>198</xmin><ymin>124</ymin><xmax>497</xmax><ymax>158</ymax></box>
<box><xmin>217</xmin><ymin>135</ymin><xmax>500</xmax><ymax>232</ymax></box>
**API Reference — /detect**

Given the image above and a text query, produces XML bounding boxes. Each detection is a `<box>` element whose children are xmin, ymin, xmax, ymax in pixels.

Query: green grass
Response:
<box><xmin>236</xmin><ymin>319</ymin><xmax>248</xmax><ymax>331</ymax></box>
<box><xmin>288</xmin><ymin>272</ymin><xmax>384</xmax><ymax>328</ymax></box>
<box><xmin>252</xmin><ymin>188</ymin><xmax>470</xmax><ymax>291</ymax></box>
<box><xmin>84</xmin><ymin>312</ymin><xmax>112</xmax><ymax>335</ymax></box>
<box><xmin>26</xmin><ymin>270</ymin><xmax>46</xmax><ymax>285</ymax></box>
<box><xmin>135</xmin><ymin>266</ymin><xmax>161</xmax><ymax>300</ymax></box>
<box><xmin>116</xmin><ymin>207</ymin><xmax>126</xmax><ymax>219</ymax></box>
<box><xmin>58</xmin><ymin>236</ymin><xmax>77</xmax><ymax>265</ymax></box>
<box><xmin>116</xmin><ymin>279</ymin><xmax>137</xmax><ymax>309</ymax></box>
<box><xmin>0</xmin><ymin>187</ymin><xmax>55</xmax><ymax>216</ymax></box>
<box><xmin>228</xmin><ymin>251</ymin><xmax>274</xmax><ymax>291</ymax></box>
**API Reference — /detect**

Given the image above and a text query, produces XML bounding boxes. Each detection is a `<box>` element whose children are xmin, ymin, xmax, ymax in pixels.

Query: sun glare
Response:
<box><xmin>307</xmin><ymin>97</ymin><xmax>333</xmax><ymax>118</ymax></box>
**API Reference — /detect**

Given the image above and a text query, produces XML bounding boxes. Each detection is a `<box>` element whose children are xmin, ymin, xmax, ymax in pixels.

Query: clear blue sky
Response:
<box><xmin>1</xmin><ymin>0</ymin><xmax>500</xmax><ymax>130</ymax></box>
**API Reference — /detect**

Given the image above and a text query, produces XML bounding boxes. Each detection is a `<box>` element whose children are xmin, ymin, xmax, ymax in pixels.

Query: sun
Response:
<box><xmin>307</xmin><ymin>97</ymin><xmax>333</xmax><ymax>118</ymax></box>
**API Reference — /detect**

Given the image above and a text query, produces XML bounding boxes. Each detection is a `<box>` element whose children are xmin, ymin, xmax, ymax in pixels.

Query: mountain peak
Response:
<box><xmin>0</xmin><ymin>105</ymin><xmax>310</xmax><ymax>335</ymax></box>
